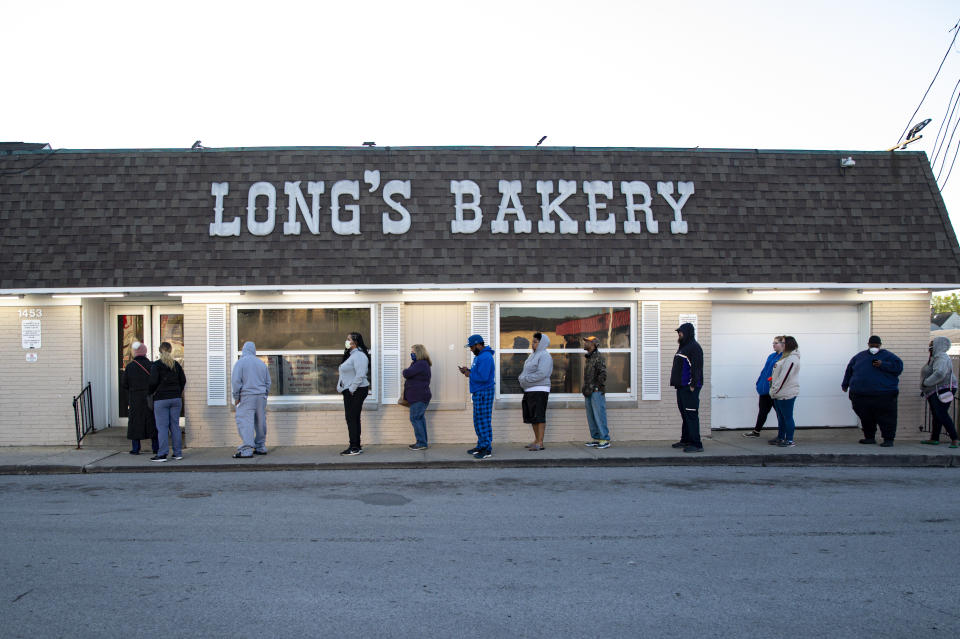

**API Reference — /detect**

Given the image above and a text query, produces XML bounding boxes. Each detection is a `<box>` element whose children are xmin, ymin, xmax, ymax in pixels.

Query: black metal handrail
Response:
<box><xmin>73</xmin><ymin>382</ymin><xmax>96</xmax><ymax>448</ymax></box>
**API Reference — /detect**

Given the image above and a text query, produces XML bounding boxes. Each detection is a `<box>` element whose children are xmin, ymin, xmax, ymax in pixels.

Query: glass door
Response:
<box><xmin>152</xmin><ymin>306</ymin><xmax>185</xmax><ymax>425</ymax></box>
<box><xmin>109</xmin><ymin>306</ymin><xmax>151</xmax><ymax>427</ymax></box>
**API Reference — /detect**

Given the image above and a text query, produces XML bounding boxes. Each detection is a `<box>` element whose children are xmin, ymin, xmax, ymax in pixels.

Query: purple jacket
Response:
<box><xmin>402</xmin><ymin>359</ymin><xmax>432</xmax><ymax>403</ymax></box>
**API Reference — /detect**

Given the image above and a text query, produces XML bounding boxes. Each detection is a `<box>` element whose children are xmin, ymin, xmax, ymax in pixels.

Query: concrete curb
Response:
<box><xmin>1</xmin><ymin>452</ymin><xmax>956</xmax><ymax>475</ymax></box>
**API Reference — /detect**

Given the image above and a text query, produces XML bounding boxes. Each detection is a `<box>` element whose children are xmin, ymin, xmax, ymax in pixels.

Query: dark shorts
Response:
<box><xmin>522</xmin><ymin>391</ymin><xmax>549</xmax><ymax>424</ymax></box>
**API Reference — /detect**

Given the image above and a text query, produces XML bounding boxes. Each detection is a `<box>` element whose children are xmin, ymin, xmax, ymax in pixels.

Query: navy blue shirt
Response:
<box><xmin>841</xmin><ymin>349</ymin><xmax>903</xmax><ymax>396</ymax></box>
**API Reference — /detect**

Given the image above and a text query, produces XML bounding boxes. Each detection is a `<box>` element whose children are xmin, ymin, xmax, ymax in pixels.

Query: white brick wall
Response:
<box><xmin>0</xmin><ymin>306</ymin><xmax>82</xmax><ymax>445</ymax></box>
<box><xmin>871</xmin><ymin>300</ymin><xmax>930</xmax><ymax>440</ymax></box>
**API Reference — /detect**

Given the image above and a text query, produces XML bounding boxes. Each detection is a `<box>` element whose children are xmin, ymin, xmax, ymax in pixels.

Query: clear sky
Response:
<box><xmin>4</xmin><ymin>0</ymin><xmax>960</xmax><ymax>234</ymax></box>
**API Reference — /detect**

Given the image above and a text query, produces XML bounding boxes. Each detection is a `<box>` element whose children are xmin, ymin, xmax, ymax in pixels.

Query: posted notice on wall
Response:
<box><xmin>678</xmin><ymin>314</ymin><xmax>698</xmax><ymax>333</ymax></box>
<box><xmin>21</xmin><ymin>320</ymin><xmax>41</xmax><ymax>349</ymax></box>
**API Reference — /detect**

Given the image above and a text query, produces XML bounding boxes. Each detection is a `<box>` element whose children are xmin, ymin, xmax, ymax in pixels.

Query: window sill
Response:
<box><xmin>494</xmin><ymin>398</ymin><xmax>638</xmax><ymax>410</ymax></box>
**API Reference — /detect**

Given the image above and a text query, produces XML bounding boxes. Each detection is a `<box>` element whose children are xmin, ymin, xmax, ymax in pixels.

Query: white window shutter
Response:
<box><xmin>380</xmin><ymin>303</ymin><xmax>401</xmax><ymax>403</ymax></box>
<box><xmin>641</xmin><ymin>302</ymin><xmax>661</xmax><ymax>400</ymax></box>
<box><xmin>470</xmin><ymin>302</ymin><xmax>491</xmax><ymax>346</ymax></box>
<box><xmin>207</xmin><ymin>304</ymin><xmax>228</xmax><ymax>405</ymax></box>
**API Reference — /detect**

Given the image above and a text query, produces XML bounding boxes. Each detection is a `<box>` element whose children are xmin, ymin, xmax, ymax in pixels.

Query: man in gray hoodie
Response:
<box><xmin>518</xmin><ymin>332</ymin><xmax>553</xmax><ymax>450</ymax></box>
<box><xmin>231</xmin><ymin>341</ymin><xmax>272</xmax><ymax>458</ymax></box>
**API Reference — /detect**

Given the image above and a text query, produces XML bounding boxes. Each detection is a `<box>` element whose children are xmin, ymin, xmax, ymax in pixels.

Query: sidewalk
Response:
<box><xmin>1</xmin><ymin>428</ymin><xmax>959</xmax><ymax>474</ymax></box>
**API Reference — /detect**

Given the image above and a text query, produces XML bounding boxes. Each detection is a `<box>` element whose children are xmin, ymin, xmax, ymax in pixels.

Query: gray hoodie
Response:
<box><xmin>518</xmin><ymin>334</ymin><xmax>553</xmax><ymax>391</ymax></box>
<box><xmin>921</xmin><ymin>336</ymin><xmax>954</xmax><ymax>396</ymax></box>
<box><xmin>231</xmin><ymin>341</ymin><xmax>272</xmax><ymax>400</ymax></box>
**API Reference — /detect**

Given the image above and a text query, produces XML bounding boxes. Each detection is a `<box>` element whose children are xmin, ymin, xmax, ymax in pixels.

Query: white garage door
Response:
<box><xmin>711</xmin><ymin>304</ymin><xmax>861</xmax><ymax>429</ymax></box>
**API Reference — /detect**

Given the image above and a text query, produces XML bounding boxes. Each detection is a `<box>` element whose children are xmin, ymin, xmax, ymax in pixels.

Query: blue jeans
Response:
<box><xmin>584</xmin><ymin>392</ymin><xmax>609</xmax><ymax>441</ymax></box>
<box><xmin>773</xmin><ymin>397</ymin><xmax>797</xmax><ymax>442</ymax></box>
<box><xmin>409</xmin><ymin>401</ymin><xmax>429</xmax><ymax>446</ymax></box>
<box><xmin>154</xmin><ymin>398</ymin><xmax>183</xmax><ymax>457</ymax></box>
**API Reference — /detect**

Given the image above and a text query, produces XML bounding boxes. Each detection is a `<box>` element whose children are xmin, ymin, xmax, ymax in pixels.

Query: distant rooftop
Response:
<box><xmin>0</xmin><ymin>142</ymin><xmax>51</xmax><ymax>154</ymax></box>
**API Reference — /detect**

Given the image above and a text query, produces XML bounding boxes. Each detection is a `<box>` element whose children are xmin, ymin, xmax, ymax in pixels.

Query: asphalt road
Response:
<box><xmin>1</xmin><ymin>467</ymin><xmax>958</xmax><ymax>638</ymax></box>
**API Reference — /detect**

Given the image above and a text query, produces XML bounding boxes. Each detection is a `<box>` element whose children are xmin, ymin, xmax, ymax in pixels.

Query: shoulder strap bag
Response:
<box><xmin>133</xmin><ymin>359</ymin><xmax>157</xmax><ymax>410</ymax></box>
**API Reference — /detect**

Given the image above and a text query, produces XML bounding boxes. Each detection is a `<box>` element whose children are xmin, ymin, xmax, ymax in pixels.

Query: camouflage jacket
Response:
<box><xmin>582</xmin><ymin>349</ymin><xmax>607</xmax><ymax>395</ymax></box>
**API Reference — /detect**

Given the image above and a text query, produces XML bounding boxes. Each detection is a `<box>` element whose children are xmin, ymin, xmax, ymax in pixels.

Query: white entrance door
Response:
<box><xmin>711</xmin><ymin>303</ymin><xmax>860</xmax><ymax>429</ymax></box>
<box><xmin>109</xmin><ymin>305</ymin><xmax>185</xmax><ymax>427</ymax></box>
<box><xmin>109</xmin><ymin>306</ymin><xmax>151</xmax><ymax>427</ymax></box>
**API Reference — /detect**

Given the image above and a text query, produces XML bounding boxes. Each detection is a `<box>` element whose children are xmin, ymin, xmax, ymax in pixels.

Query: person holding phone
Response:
<box><xmin>459</xmin><ymin>334</ymin><xmax>495</xmax><ymax>459</ymax></box>
<box><xmin>841</xmin><ymin>335</ymin><xmax>903</xmax><ymax>447</ymax></box>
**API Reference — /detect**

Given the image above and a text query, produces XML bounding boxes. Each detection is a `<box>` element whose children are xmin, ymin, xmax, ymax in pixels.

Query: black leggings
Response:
<box><xmin>343</xmin><ymin>386</ymin><xmax>369</xmax><ymax>449</ymax></box>
<box><xmin>928</xmin><ymin>394</ymin><xmax>958</xmax><ymax>441</ymax></box>
<box><xmin>754</xmin><ymin>394</ymin><xmax>774</xmax><ymax>431</ymax></box>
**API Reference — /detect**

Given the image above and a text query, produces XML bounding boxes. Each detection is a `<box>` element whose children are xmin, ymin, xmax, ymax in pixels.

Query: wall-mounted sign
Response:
<box><xmin>25</xmin><ymin>353</ymin><xmax>38</xmax><ymax>363</ymax></box>
<box><xmin>679</xmin><ymin>314</ymin><xmax>698</xmax><ymax>334</ymax></box>
<box><xmin>21</xmin><ymin>320</ymin><xmax>41</xmax><ymax>349</ymax></box>
<box><xmin>208</xmin><ymin>174</ymin><xmax>696</xmax><ymax>238</ymax></box>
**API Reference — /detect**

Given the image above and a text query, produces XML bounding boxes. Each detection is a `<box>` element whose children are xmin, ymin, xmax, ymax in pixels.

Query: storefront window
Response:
<box><xmin>498</xmin><ymin>305</ymin><xmax>633</xmax><ymax>396</ymax></box>
<box><xmin>235</xmin><ymin>307</ymin><xmax>374</xmax><ymax>398</ymax></box>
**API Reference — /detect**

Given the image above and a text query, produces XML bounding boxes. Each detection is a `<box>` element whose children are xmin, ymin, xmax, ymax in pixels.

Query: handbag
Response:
<box><xmin>133</xmin><ymin>359</ymin><xmax>156</xmax><ymax>409</ymax></box>
<box><xmin>937</xmin><ymin>371</ymin><xmax>958</xmax><ymax>404</ymax></box>
<box><xmin>398</xmin><ymin>397</ymin><xmax>410</xmax><ymax>407</ymax></box>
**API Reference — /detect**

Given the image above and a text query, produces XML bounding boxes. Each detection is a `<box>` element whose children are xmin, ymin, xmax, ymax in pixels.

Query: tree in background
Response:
<box><xmin>932</xmin><ymin>293</ymin><xmax>960</xmax><ymax>314</ymax></box>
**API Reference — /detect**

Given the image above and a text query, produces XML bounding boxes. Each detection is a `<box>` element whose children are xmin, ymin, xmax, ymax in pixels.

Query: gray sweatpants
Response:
<box><xmin>235</xmin><ymin>393</ymin><xmax>267</xmax><ymax>456</ymax></box>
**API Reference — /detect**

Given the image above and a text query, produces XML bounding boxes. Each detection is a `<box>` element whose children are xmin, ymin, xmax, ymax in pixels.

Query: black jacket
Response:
<box><xmin>121</xmin><ymin>355</ymin><xmax>157</xmax><ymax>440</ymax></box>
<box><xmin>669</xmin><ymin>323</ymin><xmax>704</xmax><ymax>389</ymax></box>
<box><xmin>149</xmin><ymin>360</ymin><xmax>187</xmax><ymax>400</ymax></box>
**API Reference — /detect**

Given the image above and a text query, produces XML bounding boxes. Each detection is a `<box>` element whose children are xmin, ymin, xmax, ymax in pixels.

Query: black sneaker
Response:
<box><xmin>584</xmin><ymin>441</ymin><xmax>600</xmax><ymax>447</ymax></box>
<box><xmin>408</xmin><ymin>444</ymin><xmax>428</xmax><ymax>450</ymax></box>
<box><xmin>880</xmin><ymin>440</ymin><xmax>894</xmax><ymax>447</ymax></box>
<box><xmin>671</xmin><ymin>441</ymin><xmax>687</xmax><ymax>448</ymax></box>
<box><xmin>253</xmin><ymin>449</ymin><xmax>268</xmax><ymax>455</ymax></box>
<box><xmin>768</xmin><ymin>438</ymin><xmax>783</xmax><ymax>445</ymax></box>
<box><xmin>742</xmin><ymin>430</ymin><xmax>761</xmax><ymax>438</ymax></box>
<box><xmin>172</xmin><ymin>455</ymin><xmax>183</xmax><ymax>460</ymax></box>
<box><xmin>778</xmin><ymin>440</ymin><xmax>796</xmax><ymax>448</ymax></box>
<box><xmin>683</xmin><ymin>445</ymin><xmax>704</xmax><ymax>453</ymax></box>
<box><xmin>467</xmin><ymin>447</ymin><xmax>480</xmax><ymax>455</ymax></box>
<box><xmin>149</xmin><ymin>455</ymin><xmax>167</xmax><ymax>462</ymax></box>
<box><xmin>472</xmin><ymin>448</ymin><xmax>492</xmax><ymax>459</ymax></box>
<box><xmin>859</xmin><ymin>438</ymin><xmax>876</xmax><ymax>445</ymax></box>
<box><xmin>340</xmin><ymin>447</ymin><xmax>363</xmax><ymax>456</ymax></box>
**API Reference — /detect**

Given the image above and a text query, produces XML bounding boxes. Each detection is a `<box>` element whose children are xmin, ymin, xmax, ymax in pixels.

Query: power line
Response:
<box><xmin>931</xmin><ymin>75</ymin><xmax>960</xmax><ymax>167</ymax></box>
<box><xmin>897</xmin><ymin>18</ymin><xmax>960</xmax><ymax>144</ymax></box>
<box><xmin>936</xmin><ymin>113</ymin><xmax>960</xmax><ymax>183</ymax></box>
<box><xmin>941</xmin><ymin>119</ymin><xmax>960</xmax><ymax>189</ymax></box>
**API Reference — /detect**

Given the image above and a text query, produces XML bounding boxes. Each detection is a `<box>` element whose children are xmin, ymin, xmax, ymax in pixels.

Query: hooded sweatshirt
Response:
<box><xmin>518</xmin><ymin>334</ymin><xmax>553</xmax><ymax>391</ymax></box>
<box><xmin>670</xmin><ymin>323</ymin><xmax>704</xmax><ymax>389</ymax></box>
<box><xmin>756</xmin><ymin>352</ymin><xmax>781</xmax><ymax>395</ymax></box>
<box><xmin>841</xmin><ymin>347</ymin><xmax>903</xmax><ymax>396</ymax></box>
<box><xmin>921</xmin><ymin>336</ymin><xmax>955</xmax><ymax>396</ymax></box>
<box><xmin>231</xmin><ymin>341</ymin><xmax>271</xmax><ymax>401</ymax></box>
<box><xmin>469</xmin><ymin>345</ymin><xmax>496</xmax><ymax>393</ymax></box>
<box><xmin>769</xmin><ymin>350</ymin><xmax>800</xmax><ymax>400</ymax></box>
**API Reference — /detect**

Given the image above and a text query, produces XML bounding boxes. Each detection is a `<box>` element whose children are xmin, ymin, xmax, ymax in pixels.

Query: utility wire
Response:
<box><xmin>941</xmin><ymin>118</ymin><xmax>960</xmax><ymax>188</ymax></box>
<box><xmin>931</xmin><ymin>76</ymin><xmax>960</xmax><ymax>167</ymax></box>
<box><xmin>897</xmin><ymin>18</ymin><xmax>960</xmax><ymax>144</ymax></box>
<box><xmin>936</xmin><ymin>113</ymin><xmax>960</xmax><ymax>183</ymax></box>
<box><xmin>0</xmin><ymin>149</ymin><xmax>60</xmax><ymax>176</ymax></box>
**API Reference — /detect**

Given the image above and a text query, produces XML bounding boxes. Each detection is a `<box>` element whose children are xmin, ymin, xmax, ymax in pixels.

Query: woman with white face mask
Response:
<box><xmin>337</xmin><ymin>332</ymin><xmax>371</xmax><ymax>455</ymax></box>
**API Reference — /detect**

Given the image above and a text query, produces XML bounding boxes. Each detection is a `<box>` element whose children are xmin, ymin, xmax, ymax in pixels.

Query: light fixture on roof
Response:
<box><xmin>840</xmin><ymin>157</ymin><xmax>856</xmax><ymax>168</ymax></box>
<box><xmin>887</xmin><ymin>118</ymin><xmax>931</xmax><ymax>151</ymax></box>
<box><xmin>519</xmin><ymin>288</ymin><xmax>594</xmax><ymax>296</ymax></box>
<box><xmin>190</xmin><ymin>140</ymin><xmax>204</xmax><ymax>150</ymax></box>
<box><xmin>536</xmin><ymin>136</ymin><xmax>547</xmax><ymax>146</ymax></box>
<box><xmin>362</xmin><ymin>141</ymin><xmax>376</xmax><ymax>147</ymax></box>
<box><xmin>858</xmin><ymin>289</ymin><xmax>929</xmax><ymax>295</ymax></box>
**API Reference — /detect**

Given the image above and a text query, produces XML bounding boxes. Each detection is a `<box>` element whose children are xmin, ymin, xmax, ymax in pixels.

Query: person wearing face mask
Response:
<box><xmin>841</xmin><ymin>335</ymin><xmax>903</xmax><ymax>447</ymax></box>
<box><xmin>920</xmin><ymin>336</ymin><xmax>959</xmax><ymax>448</ymax></box>
<box><xmin>403</xmin><ymin>344</ymin><xmax>433</xmax><ymax>450</ymax></box>
<box><xmin>743</xmin><ymin>336</ymin><xmax>785</xmax><ymax>437</ymax></box>
<box><xmin>519</xmin><ymin>332</ymin><xmax>553</xmax><ymax>451</ymax></box>
<box><xmin>338</xmin><ymin>332</ymin><xmax>371</xmax><ymax>455</ymax></box>
<box><xmin>458</xmin><ymin>334</ymin><xmax>496</xmax><ymax>459</ymax></box>
<box><xmin>670</xmin><ymin>323</ymin><xmax>704</xmax><ymax>452</ymax></box>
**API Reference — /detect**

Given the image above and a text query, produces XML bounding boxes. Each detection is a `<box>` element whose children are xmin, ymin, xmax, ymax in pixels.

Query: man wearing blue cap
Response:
<box><xmin>459</xmin><ymin>334</ymin><xmax>496</xmax><ymax>459</ymax></box>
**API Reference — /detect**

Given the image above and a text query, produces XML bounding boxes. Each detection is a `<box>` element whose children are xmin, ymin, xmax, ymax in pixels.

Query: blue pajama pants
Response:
<box><xmin>472</xmin><ymin>386</ymin><xmax>495</xmax><ymax>450</ymax></box>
